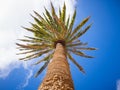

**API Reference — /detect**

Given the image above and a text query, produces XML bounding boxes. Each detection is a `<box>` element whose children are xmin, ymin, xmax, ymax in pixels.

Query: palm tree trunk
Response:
<box><xmin>38</xmin><ymin>43</ymin><xmax>74</xmax><ymax>90</ymax></box>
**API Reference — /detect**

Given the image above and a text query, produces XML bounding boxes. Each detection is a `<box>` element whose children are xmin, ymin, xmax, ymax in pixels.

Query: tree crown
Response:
<box><xmin>16</xmin><ymin>3</ymin><xmax>96</xmax><ymax>77</ymax></box>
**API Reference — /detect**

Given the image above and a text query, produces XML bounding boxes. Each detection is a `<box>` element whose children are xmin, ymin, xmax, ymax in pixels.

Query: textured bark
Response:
<box><xmin>38</xmin><ymin>43</ymin><xmax>74</xmax><ymax>90</ymax></box>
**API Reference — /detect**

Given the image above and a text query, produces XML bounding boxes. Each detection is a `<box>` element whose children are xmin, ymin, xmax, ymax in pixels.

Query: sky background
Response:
<box><xmin>0</xmin><ymin>0</ymin><xmax>120</xmax><ymax>90</ymax></box>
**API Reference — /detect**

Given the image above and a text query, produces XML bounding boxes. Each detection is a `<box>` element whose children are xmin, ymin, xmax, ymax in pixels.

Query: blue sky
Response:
<box><xmin>0</xmin><ymin>0</ymin><xmax>120</xmax><ymax>90</ymax></box>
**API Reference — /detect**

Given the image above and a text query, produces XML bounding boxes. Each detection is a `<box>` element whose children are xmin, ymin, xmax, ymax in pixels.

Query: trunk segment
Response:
<box><xmin>38</xmin><ymin>43</ymin><xmax>74</xmax><ymax>90</ymax></box>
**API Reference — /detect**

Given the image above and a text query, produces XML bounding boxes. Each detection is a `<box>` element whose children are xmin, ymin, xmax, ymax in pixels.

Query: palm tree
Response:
<box><xmin>16</xmin><ymin>3</ymin><xmax>96</xmax><ymax>90</ymax></box>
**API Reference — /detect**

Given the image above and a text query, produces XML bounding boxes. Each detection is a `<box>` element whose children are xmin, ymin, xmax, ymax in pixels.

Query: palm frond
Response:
<box><xmin>61</xmin><ymin>2</ymin><xmax>66</xmax><ymax>23</ymax></box>
<box><xmin>16</xmin><ymin>49</ymin><xmax>39</xmax><ymax>55</ymax></box>
<box><xmin>67</xmin><ymin>53</ymin><xmax>85</xmax><ymax>73</ymax></box>
<box><xmin>51</xmin><ymin>2</ymin><xmax>56</xmax><ymax>16</ymax></box>
<box><xmin>70</xmin><ymin>49</ymin><xmax>94</xmax><ymax>58</ymax></box>
<box><xmin>65</xmin><ymin>10</ymin><xmax>76</xmax><ymax>39</ymax></box>
<box><xmin>68</xmin><ymin>23</ymin><xmax>92</xmax><ymax>43</ymax></box>
<box><xmin>70</xmin><ymin>16</ymin><xmax>90</xmax><ymax>37</ymax></box>
<box><xmin>16</xmin><ymin>43</ymin><xmax>42</xmax><ymax>50</ymax></box>
<box><xmin>66</xmin><ymin>42</ymin><xmax>86</xmax><ymax>47</ymax></box>
<box><xmin>44</xmin><ymin>8</ymin><xmax>58</xmax><ymax>31</ymax></box>
<box><xmin>53</xmin><ymin>14</ymin><xmax>67</xmax><ymax>38</ymax></box>
<box><xmin>16</xmin><ymin>43</ymin><xmax>51</xmax><ymax>50</ymax></box>
<box><xmin>65</xmin><ymin>15</ymin><xmax>70</xmax><ymax>29</ymax></box>
<box><xmin>34</xmin><ymin>61</ymin><xmax>49</xmax><ymax>77</ymax></box>
<box><xmin>19</xmin><ymin>49</ymin><xmax>51</xmax><ymax>61</ymax></box>
<box><xmin>76</xmin><ymin>47</ymin><xmax>97</xmax><ymax>50</ymax></box>
<box><xmin>33</xmin><ymin>11</ymin><xmax>58</xmax><ymax>39</ymax></box>
<box><xmin>32</xmin><ymin>52</ymin><xmax>53</xmax><ymax>66</ymax></box>
<box><xmin>24</xmin><ymin>35</ymin><xmax>52</xmax><ymax>43</ymax></box>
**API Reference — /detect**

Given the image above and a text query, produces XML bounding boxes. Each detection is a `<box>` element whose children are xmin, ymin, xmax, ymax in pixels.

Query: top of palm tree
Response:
<box><xmin>16</xmin><ymin>3</ymin><xmax>96</xmax><ymax>77</ymax></box>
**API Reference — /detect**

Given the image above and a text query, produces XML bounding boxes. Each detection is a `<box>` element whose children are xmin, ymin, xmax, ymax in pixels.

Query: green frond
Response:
<box><xmin>16</xmin><ymin>49</ymin><xmax>38</xmax><ymax>55</ymax></box>
<box><xmin>33</xmin><ymin>10</ymin><xmax>44</xmax><ymax>21</ymax></box>
<box><xmin>59</xmin><ymin>7</ymin><xmax>61</xmax><ymax>19</ymax></box>
<box><xmin>33</xmin><ymin>11</ymin><xmax>58</xmax><ymax>39</ymax></box>
<box><xmin>16</xmin><ymin>43</ymin><xmax>51</xmax><ymax>50</ymax></box>
<box><xmin>69</xmin><ymin>10</ymin><xmax>76</xmax><ymax>30</ymax></box>
<box><xmin>16</xmin><ymin>43</ymin><xmax>42</xmax><ymax>50</ymax></box>
<box><xmin>22</xmin><ymin>26</ymin><xmax>35</xmax><ymax>33</ymax></box>
<box><xmin>18</xmin><ymin>39</ymin><xmax>36</xmax><ymax>43</ymax></box>
<box><xmin>53</xmin><ymin>15</ymin><xmax>67</xmax><ymax>38</ymax></box>
<box><xmin>19</xmin><ymin>49</ymin><xmax>52</xmax><ymax>61</ymax></box>
<box><xmin>44</xmin><ymin>8</ymin><xmax>58</xmax><ymax>30</ymax></box>
<box><xmin>70</xmin><ymin>49</ymin><xmax>94</xmax><ymax>58</ymax></box>
<box><xmin>28</xmin><ymin>23</ymin><xmax>49</xmax><ymax>38</ymax></box>
<box><xmin>61</xmin><ymin>2</ymin><xmax>66</xmax><ymax>23</ymax></box>
<box><xmin>65</xmin><ymin>15</ymin><xmax>70</xmax><ymax>29</ymax></box>
<box><xmin>43</xmin><ymin>13</ymin><xmax>50</xmax><ymax>24</ymax></box>
<box><xmin>24</xmin><ymin>36</ymin><xmax>52</xmax><ymax>45</ymax></box>
<box><xmin>70</xmin><ymin>16</ymin><xmax>90</xmax><ymax>37</ymax></box>
<box><xmin>30</xmin><ymin>14</ymin><xmax>43</xmax><ymax>27</ymax></box>
<box><xmin>32</xmin><ymin>52</ymin><xmax>53</xmax><ymax>66</ymax></box>
<box><xmin>51</xmin><ymin>2</ymin><xmax>56</xmax><ymax>16</ymax></box>
<box><xmin>76</xmin><ymin>47</ymin><xmax>97</xmax><ymax>50</ymax></box>
<box><xmin>65</xmin><ymin>10</ymin><xmax>76</xmax><ymax>39</ymax></box>
<box><xmin>44</xmin><ymin>8</ymin><xmax>53</xmax><ymax>22</ymax></box>
<box><xmin>67</xmin><ymin>53</ymin><xmax>85</xmax><ymax>73</ymax></box>
<box><xmin>23</xmin><ymin>36</ymin><xmax>44</xmax><ymax>42</ymax></box>
<box><xmin>68</xmin><ymin>23</ymin><xmax>92</xmax><ymax>43</ymax></box>
<box><xmin>34</xmin><ymin>61</ymin><xmax>49</xmax><ymax>77</ymax></box>
<box><xmin>66</xmin><ymin>42</ymin><xmax>84</xmax><ymax>47</ymax></box>
<box><xmin>51</xmin><ymin>4</ymin><xmax>61</xmax><ymax>31</ymax></box>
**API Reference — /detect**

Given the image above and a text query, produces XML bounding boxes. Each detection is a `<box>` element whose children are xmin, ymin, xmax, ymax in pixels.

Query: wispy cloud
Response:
<box><xmin>117</xmin><ymin>80</ymin><xmax>120</xmax><ymax>90</ymax></box>
<box><xmin>17</xmin><ymin>62</ymin><xmax>33</xmax><ymax>90</ymax></box>
<box><xmin>0</xmin><ymin>0</ymin><xmax>76</xmax><ymax>86</ymax></box>
<box><xmin>22</xmin><ymin>69</ymin><xmax>33</xmax><ymax>88</ymax></box>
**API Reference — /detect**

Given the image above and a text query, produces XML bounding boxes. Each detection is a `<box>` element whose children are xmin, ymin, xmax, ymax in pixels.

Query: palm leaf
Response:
<box><xmin>30</xmin><ymin>14</ymin><xmax>44</xmax><ymax>27</ymax></box>
<box><xmin>16</xmin><ymin>43</ymin><xmax>51</xmax><ymax>50</ymax></box>
<box><xmin>33</xmin><ymin>11</ymin><xmax>58</xmax><ymax>39</ymax></box>
<box><xmin>30</xmin><ymin>15</ymin><xmax>54</xmax><ymax>38</ymax></box>
<box><xmin>16</xmin><ymin>43</ymin><xmax>42</xmax><ymax>50</ymax></box>
<box><xmin>59</xmin><ymin>7</ymin><xmax>61</xmax><ymax>19</ymax></box>
<box><xmin>61</xmin><ymin>2</ymin><xmax>66</xmax><ymax>23</ymax></box>
<box><xmin>67</xmin><ymin>53</ymin><xmax>85</xmax><ymax>73</ymax></box>
<box><xmin>70</xmin><ymin>16</ymin><xmax>90</xmax><ymax>37</ymax></box>
<box><xmin>53</xmin><ymin>15</ymin><xmax>67</xmax><ymax>38</ymax></box>
<box><xmin>32</xmin><ymin>52</ymin><xmax>53</xmax><ymax>66</ymax></box>
<box><xmin>66</xmin><ymin>42</ymin><xmax>86</xmax><ymax>47</ymax></box>
<box><xmin>19</xmin><ymin>49</ymin><xmax>51</xmax><ymax>61</ymax></box>
<box><xmin>65</xmin><ymin>15</ymin><xmax>70</xmax><ymax>29</ymax></box>
<box><xmin>76</xmin><ymin>47</ymin><xmax>97</xmax><ymax>50</ymax></box>
<box><xmin>51</xmin><ymin>2</ymin><xmax>56</xmax><ymax>16</ymax></box>
<box><xmin>22</xmin><ymin>26</ymin><xmax>35</xmax><ymax>33</ymax></box>
<box><xmin>23</xmin><ymin>36</ymin><xmax>51</xmax><ymax>44</ymax></box>
<box><xmin>65</xmin><ymin>10</ymin><xmax>76</xmax><ymax>39</ymax></box>
<box><xmin>34</xmin><ymin>61</ymin><xmax>49</xmax><ymax>77</ymax></box>
<box><xmin>70</xmin><ymin>49</ymin><xmax>94</xmax><ymax>58</ymax></box>
<box><xmin>50</xmin><ymin>3</ymin><xmax>64</xmax><ymax>38</ymax></box>
<box><xmin>68</xmin><ymin>23</ymin><xmax>92</xmax><ymax>43</ymax></box>
<box><xmin>16</xmin><ymin>49</ymin><xmax>39</xmax><ymax>55</ymax></box>
<box><xmin>18</xmin><ymin>39</ymin><xmax>37</xmax><ymax>44</ymax></box>
<box><xmin>44</xmin><ymin>8</ymin><xmax>58</xmax><ymax>31</ymax></box>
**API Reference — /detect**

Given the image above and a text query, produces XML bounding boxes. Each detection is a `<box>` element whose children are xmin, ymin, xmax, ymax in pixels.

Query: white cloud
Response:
<box><xmin>117</xmin><ymin>80</ymin><xmax>120</xmax><ymax>90</ymax></box>
<box><xmin>20</xmin><ymin>62</ymin><xmax>33</xmax><ymax>89</ymax></box>
<box><xmin>0</xmin><ymin>0</ymin><xmax>76</xmax><ymax>86</ymax></box>
<box><xmin>0</xmin><ymin>0</ymin><xmax>34</xmax><ymax>78</ymax></box>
